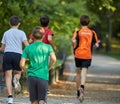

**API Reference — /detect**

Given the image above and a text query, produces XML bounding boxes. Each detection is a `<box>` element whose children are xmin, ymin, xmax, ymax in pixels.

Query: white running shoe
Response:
<box><xmin>13</xmin><ymin>76</ymin><xmax>21</xmax><ymax>93</ymax></box>
<box><xmin>6</xmin><ymin>97</ymin><xmax>13</xmax><ymax>104</ymax></box>
<box><xmin>39</xmin><ymin>100</ymin><xmax>46</xmax><ymax>104</ymax></box>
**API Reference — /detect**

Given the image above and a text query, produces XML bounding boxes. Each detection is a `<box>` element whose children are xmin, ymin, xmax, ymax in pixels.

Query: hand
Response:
<box><xmin>94</xmin><ymin>43</ymin><xmax>99</xmax><ymax>49</ymax></box>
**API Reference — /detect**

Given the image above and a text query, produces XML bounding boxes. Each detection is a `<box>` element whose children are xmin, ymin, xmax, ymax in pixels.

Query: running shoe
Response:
<box><xmin>13</xmin><ymin>76</ymin><xmax>21</xmax><ymax>93</ymax></box>
<box><xmin>6</xmin><ymin>97</ymin><xmax>13</xmax><ymax>104</ymax></box>
<box><xmin>39</xmin><ymin>100</ymin><xmax>46</xmax><ymax>104</ymax></box>
<box><xmin>79</xmin><ymin>87</ymin><xmax>84</xmax><ymax>103</ymax></box>
<box><xmin>47</xmin><ymin>89</ymin><xmax>50</xmax><ymax>94</ymax></box>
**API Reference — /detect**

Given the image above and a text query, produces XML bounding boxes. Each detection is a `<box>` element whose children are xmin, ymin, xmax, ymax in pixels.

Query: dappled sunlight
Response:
<box><xmin>49</xmin><ymin>54</ymin><xmax>120</xmax><ymax>103</ymax></box>
<box><xmin>48</xmin><ymin>69</ymin><xmax>120</xmax><ymax>102</ymax></box>
<box><xmin>92</xmin><ymin>55</ymin><xmax>120</xmax><ymax>67</ymax></box>
<box><xmin>100</xmin><ymin>60</ymin><xmax>120</xmax><ymax>65</ymax></box>
<box><xmin>87</xmin><ymin>74</ymin><xmax>120</xmax><ymax>79</ymax></box>
<box><xmin>85</xmin><ymin>82</ymin><xmax>120</xmax><ymax>102</ymax></box>
<box><xmin>57</xmin><ymin>80</ymin><xmax>75</xmax><ymax>85</ymax></box>
<box><xmin>48</xmin><ymin>93</ymin><xmax>75</xmax><ymax>98</ymax></box>
<box><xmin>86</xmin><ymin>82</ymin><xmax>120</xmax><ymax>93</ymax></box>
<box><xmin>49</xmin><ymin>80</ymin><xmax>75</xmax><ymax>87</ymax></box>
<box><xmin>109</xmin><ymin>61</ymin><xmax>120</xmax><ymax>65</ymax></box>
<box><xmin>63</xmin><ymin>72</ymin><xmax>76</xmax><ymax>77</ymax></box>
<box><xmin>105</xmin><ymin>87</ymin><xmax>120</xmax><ymax>91</ymax></box>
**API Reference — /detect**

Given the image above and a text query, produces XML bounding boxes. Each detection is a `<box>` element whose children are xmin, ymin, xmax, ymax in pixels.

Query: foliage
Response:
<box><xmin>98</xmin><ymin>46</ymin><xmax>120</xmax><ymax>60</ymax></box>
<box><xmin>0</xmin><ymin>0</ymin><xmax>100</xmax><ymax>56</ymax></box>
<box><xmin>2</xmin><ymin>0</ymin><xmax>117</xmax><ymax>56</ymax></box>
<box><xmin>86</xmin><ymin>0</ymin><xmax>120</xmax><ymax>39</ymax></box>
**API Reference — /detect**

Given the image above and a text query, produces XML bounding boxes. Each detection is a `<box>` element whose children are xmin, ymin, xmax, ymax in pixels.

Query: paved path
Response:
<box><xmin>0</xmin><ymin>54</ymin><xmax>120</xmax><ymax>104</ymax></box>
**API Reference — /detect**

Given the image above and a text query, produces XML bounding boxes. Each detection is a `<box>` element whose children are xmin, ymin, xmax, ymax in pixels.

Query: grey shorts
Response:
<box><xmin>27</xmin><ymin>76</ymin><xmax>48</xmax><ymax>102</ymax></box>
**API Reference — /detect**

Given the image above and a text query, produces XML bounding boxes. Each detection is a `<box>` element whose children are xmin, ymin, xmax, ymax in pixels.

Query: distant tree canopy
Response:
<box><xmin>86</xmin><ymin>0</ymin><xmax>120</xmax><ymax>39</ymax></box>
<box><xmin>0</xmin><ymin>0</ymin><xmax>119</xmax><ymax>55</ymax></box>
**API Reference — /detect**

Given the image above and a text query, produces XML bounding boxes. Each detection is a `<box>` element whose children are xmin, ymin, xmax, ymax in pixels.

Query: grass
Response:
<box><xmin>96</xmin><ymin>46</ymin><xmax>120</xmax><ymax>60</ymax></box>
<box><xmin>99</xmin><ymin>38</ymin><xmax>120</xmax><ymax>60</ymax></box>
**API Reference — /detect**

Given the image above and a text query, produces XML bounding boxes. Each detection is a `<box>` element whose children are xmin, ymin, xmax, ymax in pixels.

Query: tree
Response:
<box><xmin>0</xmin><ymin>0</ymin><xmax>100</xmax><ymax>56</ymax></box>
<box><xmin>86</xmin><ymin>0</ymin><xmax>120</xmax><ymax>40</ymax></box>
<box><xmin>86</xmin><ymin>0</ymin><xmax>120</xmax><ymax>52</ymax></box>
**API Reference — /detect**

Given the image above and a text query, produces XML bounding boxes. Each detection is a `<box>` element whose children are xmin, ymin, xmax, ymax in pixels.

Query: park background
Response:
<box><xmin>0</xmin><ymin>0</ymin><xmax>120</xmax><ymax>59</ymax></box>
<box><xmin>0</xmin><ymin>1</ymin><xmax>120</xmax><ymax>103</ymax></box>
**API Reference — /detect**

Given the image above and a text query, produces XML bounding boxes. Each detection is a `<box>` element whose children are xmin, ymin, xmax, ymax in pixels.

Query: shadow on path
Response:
<box><xmin>0</xmin><ymin>54</ymin><xmax>120</xmax><ymax>104</ymax></box>
<box><xmin>48</xmin><ymin>54</ymin><xmax>120</xmax><ymax>104</ymax></box>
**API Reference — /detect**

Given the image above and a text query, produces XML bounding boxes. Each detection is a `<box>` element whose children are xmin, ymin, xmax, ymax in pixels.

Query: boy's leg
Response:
<box><xmin>3</xmin><ymin>53</ymin><xmax>14</xmax><ymax>103</ymax></box>
<box><xmin>32</xmin><ymin>100</ymin><xmax>38</xmax><ymax>104</ymax></box>
<box><xmin>38</xmin><ymin>78</ymin><xmax>48</xmax><ymax>103</ymax></box>
<box><xmin>28</xmin><ymin>77</ymin><xmax>38</xmax><ymax>103</ymax></box>
<box><xmin>76</xmin><ymin>67</ymin><xmax>81</xmax><ymax>90</ymax></box>
<box><xmin>13</xmin><ymin>53</ymin><xmax>22</xmax><ymax>93</ymax></box>
<box><xmin>14</xmin><ymin>70</ymin><xmax>21</xmax><ymax>80</ymax></box>
<box><xmin>5</xmin><ymin>70</ymin><xmax>14</xmax><ymax>104</ymax></box>
<box><xmin>76</xmin><ymin>67</ymin><xmax>88</xmax><ymax>89</ymax></box>
<box><xmin>5</xmin><ymin>70</ymin><xmax>13</xmax><ymax>96</ymax></box>
<box><xmin>76</xmin><ymin>67</ymin><xmax>81</xmax><ymax>98</ymax></box>
<box><xmin>81</xmin><ymin>68</ymin><xmax>88</xmax><ymax>85</ymax></box>
<box><xmin>13</xmin><ymin>70</ymin><xmax>21</xmax><ymax>92</ymax></box>
<box><xmin>79</xmin><ymin>68</ymin><xmax>88</xmax><ymax>102</ymax></box>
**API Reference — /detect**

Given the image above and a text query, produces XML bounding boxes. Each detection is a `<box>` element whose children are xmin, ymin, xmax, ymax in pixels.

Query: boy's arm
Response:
<box><xmin>49</xmin><ymin>52</ymin><xmax>56</xmax><ymax>70</ymax></box>
<box><xmin>92</xmin><ymin>31</ymin><xmax>100</xmax><ymax>48</ymax></box>
<box><xmin>20</xmin><ymin>46</ymin><xmax>28</xmax><ymax>70</ymax></box>
<box><xmin>20</xmin><ymin>58</ymin><xmax>26</xmax><ymax>70</ymax></box>
<box><xmin>23</xmin><ymin>40</ymin><xmax>29</xmax><ymax>46</ymax></box>
<box><xmin>0</xmin><ymin>44</ymin><xmax>5</xmax><ymax>52</ymax></box>
<box><xmin>71</xmin><ymin>39</ymin><xmax>77</xmax><ymax>48</ymax></box>
<box><xmin>48</xmin><ymin>35</ymin><xmax>56</xmax><ymax>51</ymax></box>
<box><xmin>71</xmin><ymin>31</ymin><xmax>77</xmax><ymax>48</ymax></box>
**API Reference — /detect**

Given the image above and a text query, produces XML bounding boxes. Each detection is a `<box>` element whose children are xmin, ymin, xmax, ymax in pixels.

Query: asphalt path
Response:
<box><xmin>0</xmin><ymin>54</ymin><xmax>120</xmax><ymax>104</ymax></box>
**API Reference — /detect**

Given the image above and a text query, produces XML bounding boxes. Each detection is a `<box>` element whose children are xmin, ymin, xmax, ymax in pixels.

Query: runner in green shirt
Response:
<box><xmin>20</xmin><ymin>26</ymin><xmax>56</xmax><ymax>104</ymax></box>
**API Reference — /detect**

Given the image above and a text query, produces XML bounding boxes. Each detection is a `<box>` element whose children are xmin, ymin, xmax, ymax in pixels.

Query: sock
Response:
<box><xmin>80</xmin><ymin>85</ymin><xmax>84</xmax><ymax>90</ymax></box>
<box><xmin>77</xmin><ymin>90</ymin><xmax>80</xmax><ymax>96</ymax></box>
<box><xmin>8</xmin><ymin>95</ymin><xmax>13</xmax><ymax>98</ymax></box>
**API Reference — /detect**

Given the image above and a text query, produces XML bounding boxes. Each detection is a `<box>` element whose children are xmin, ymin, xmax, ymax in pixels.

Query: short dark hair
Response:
<box><xmin>40</xmin><ymin>15</ymin><xmax>49</xmax><ymax>27</ymax></box>
<box><xmin>10</xmin><ymin>15</ymin><xmax>21</xmax><ymax>26</ymax></box>
<box><xmin>32</xmin><ymin>26</ymin><xmax>44</xmax><ymax>39</ymax></box>
<box><xmin>80</xmin><ymin>15</ymin><xmax>90</xmax><ymax>26</ymax></box>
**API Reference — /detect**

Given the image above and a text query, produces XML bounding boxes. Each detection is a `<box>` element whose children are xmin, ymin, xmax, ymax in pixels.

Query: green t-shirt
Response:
<box><xmin>22</xmin><ymin>42</ymin><xmax>54</xmax><ymax>80</ymax></box>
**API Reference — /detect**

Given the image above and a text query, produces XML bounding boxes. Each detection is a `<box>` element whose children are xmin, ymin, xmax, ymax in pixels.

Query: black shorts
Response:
<box><xmin>28</xmin><ymin>76</ymin><xmax>48</xmax><ymax>102</ymax></box>
<box><xmin>3</xmin><ymin>52</ymin><xmax>21</xmax><ymax>72</ymax></box>
<box><xmin>75</xmin><ymin>58</ymin><xmax>91</xmax><ymax>68</ymax></box>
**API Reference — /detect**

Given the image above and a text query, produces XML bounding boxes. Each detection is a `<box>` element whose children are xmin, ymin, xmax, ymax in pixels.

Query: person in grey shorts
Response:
<box><xmin>0</xmin><ymin>15</ymin><xmax>29</xmax><ymax>104</ymax></box>
<box><xmin>20</xmin><ymin>26</ymin><xmax>56</xmax><ymax>104</ymax></box>
<box><xmin>28</xmin><ymin>77</ymin><xmax>48</xmax><ymax>103</ymax></box>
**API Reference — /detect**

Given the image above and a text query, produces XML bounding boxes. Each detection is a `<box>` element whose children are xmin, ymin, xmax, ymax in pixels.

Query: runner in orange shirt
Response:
<box><xmin>71</xmin><ymin>15</ymin><xmax>100</xmax><ymax>102</ymax></box>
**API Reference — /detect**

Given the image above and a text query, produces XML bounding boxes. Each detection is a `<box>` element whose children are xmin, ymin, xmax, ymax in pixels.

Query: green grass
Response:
<box><xmin>98</xmin><ymin>38</ymin><xmax>120</xmax><ymax>60</ymax></box>
<box><xmin>97</xmin><ymin>47</ymin><xmax>120</xmax><ymax>60</ymax></box>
